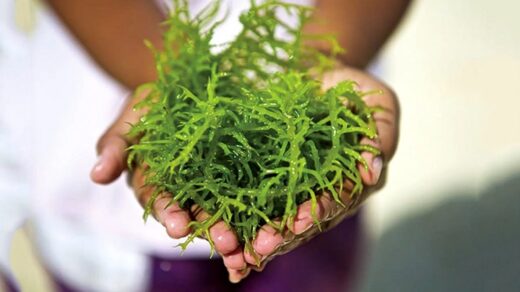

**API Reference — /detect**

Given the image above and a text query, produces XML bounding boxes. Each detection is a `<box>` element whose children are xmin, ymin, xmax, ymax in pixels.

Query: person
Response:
<box><xmin>1</xmin><ymin>0</ymin><xmax>406</xmax><ymax>290</ymax></box>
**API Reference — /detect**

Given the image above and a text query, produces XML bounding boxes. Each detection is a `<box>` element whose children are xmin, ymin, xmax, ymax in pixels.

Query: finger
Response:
<box><xmin>358</xmin><ymin>137</ymin><xmax>384</xmax><ymax>186</ymax></box>
<box><xmin>191</xmin><ymin>206</ymin><xmax>245</xmax><ymax>270</ymax></box>
<box><xmin>91</xmin><ymin>90</ymin><xmax>150</xmax><ymax>184</ymax></box>
<box><xmin>365</xmin><ymin>90</ymin><xmax>399</xmax><ymax>162</ymax></box>
<box><xmin>244</xmin><ymin>247</ymin><xmax>259</xmax><ymax>266</ymax></box>
<box><xmin>222</xmin><ymin>247</ymin><xmax>247</xmax><ymax>270</ymax></box>
<box><xmin>322</xmin><ymin>66</ymin><xmax>400</xmax><ymax>162</ymax></box>
<box><xmin>357</xmin><ymin>86</ymin><xmax>397</xmax><ymax>186</ymax></box>
<box><xmin>357</xmin><ymin>74</ymin><xmax>400</xmax><ymax>163</ymax></box>
<box><xmin>251</xmin><ymin>224</ymin><xmax>284</xmax><ymax>257</ymax></box>
<box><xmin>132</xmin><ymin>167</ymin><xmax>191</xmax><ymax>238</ymax></box>
<box><xmin>349</xmin><ymin>71</ymin><xmax>398</xmax><ymax>186</ymax></box>
<box><xmin>289</xmin><ymin>192</ymin><xmax>336</xmax><ymax>235</ymax></box>
<box><xmin>246</xmin><ymin>253</ymin><xmax>271</xmax><ymax>272</ymax></box>
<box><xmin>153</xmin><ymin>195</ymin><xmax>191</xmax><ymax>239</ymax></box>
<box><xmin>244</xmin><ymin>220</ymin><xmax>289</xmax><ymax>267</ymax></box>
<box><xmin>91</xmin><ymin>134</ymin><xmax>129</xmax><ymax>184</ymax></box>
<box><xmin>228</xmin><ymin>267</ymin><xmax>250</xmax><ymax>284</ymax></box>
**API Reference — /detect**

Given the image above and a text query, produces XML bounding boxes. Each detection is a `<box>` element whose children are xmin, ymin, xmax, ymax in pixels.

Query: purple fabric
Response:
<box><xmin>150</xmin><ymin>213</ymin><xmax>363</xmax><ymax>292</ymax></box>
<box><xmin>239</xmin><ymin>213</ymin><xmax>363</xmax><ymax>292</ymax></box>
<box><xmin>52</xmin><ymin>214</ymin><xmax>362</xmax><ymax>292</ymax></box>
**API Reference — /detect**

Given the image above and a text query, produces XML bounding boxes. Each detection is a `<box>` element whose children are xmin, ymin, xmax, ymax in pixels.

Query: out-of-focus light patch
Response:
<box><xmin>15</xmin><ymin>0</ymin><xmax>38</xmax><ymax>34</ymax></box>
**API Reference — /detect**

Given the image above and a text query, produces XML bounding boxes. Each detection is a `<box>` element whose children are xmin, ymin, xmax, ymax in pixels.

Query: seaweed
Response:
<box><xmin>128</xmin><ymin>0</ymin><xmax>379</xmax><ymax>251</ymax></box>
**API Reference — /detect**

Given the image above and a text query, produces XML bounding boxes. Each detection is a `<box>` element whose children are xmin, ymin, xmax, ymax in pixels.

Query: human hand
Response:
<box><xmin>90</xmin><ymin>64</ymin><xmax>399</xmax><ymax>283</ymax></box>
<box><xmin>231</xmin><ymin>64</ymin><xmax>400</xmax><ymax>280</ymax></box>
<box><xmin>90</xmin><ymin>89</ymin><xmax>249</xmax><ymax>282</ymax></box>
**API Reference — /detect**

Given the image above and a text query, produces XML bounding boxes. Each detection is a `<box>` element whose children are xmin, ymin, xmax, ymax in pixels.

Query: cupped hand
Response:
<box><xmin>237</xmin><ymin>64</ymin><xmax>400</xmax><ymax>279</ymax></box>
<box><xmin>90</xmin><ymin>64</ymin><xmax>399</xmax><ymax>284</ymax></box>
<box><xmin>90</xmin><ymin>89</ymin><xmax>248</xmax><ymax>283</ymax></box>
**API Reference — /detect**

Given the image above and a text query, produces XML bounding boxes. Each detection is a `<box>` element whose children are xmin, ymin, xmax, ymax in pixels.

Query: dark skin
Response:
<box><xmin>47</xmin><ymin>0</ymin><xmax>409</xmax><ymax>283</ymax></box>
<box><xmin>46</xmin><ymin>0</ymin><xmax>164</xmax><ymax>88</ymax></box>
<box><xmin>307</xmin><ymin>0</ymin><xmax>411</xmax><ymax>68</ymax></box>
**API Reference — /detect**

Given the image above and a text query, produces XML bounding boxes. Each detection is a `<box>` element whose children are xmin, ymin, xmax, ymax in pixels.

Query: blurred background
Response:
<box><xmin>4</xmin><ymin>0</ymin><xmax>520</xmax><ymax>291</ymax></box>
<box><xmin>361</xmin><ymin>0</ymin><xmax>520</xmax><ymax>290</ymax></box>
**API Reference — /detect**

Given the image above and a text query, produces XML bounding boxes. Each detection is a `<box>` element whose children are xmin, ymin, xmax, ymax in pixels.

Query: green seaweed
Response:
<box><xmin>128</xmin><ymin>0</ymin><xmax>379</xmax><ymax>249</ymax></box>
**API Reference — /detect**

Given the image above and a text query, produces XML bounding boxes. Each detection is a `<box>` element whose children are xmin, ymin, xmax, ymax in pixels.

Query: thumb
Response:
<box><xmin>90</xmin><ymin>133</ymin><xmax>129</xmax><ymax>185</ymax></box>
<box><xmin>358</xmin><ymin>86</ymin><xmax>399</xmax><ymax>186</ymax></box>
<box><xmin>91</xmin><ymin>90</ymin><xmax>149</xmax><ymax>184</ymax></box>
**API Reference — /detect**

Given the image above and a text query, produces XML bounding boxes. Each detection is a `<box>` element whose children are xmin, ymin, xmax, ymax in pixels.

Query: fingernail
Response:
<box><xmin>372</xmin><ymin>156</ymin><xmax>383</xmax><ymax>183</ymax></box>
<box><xmin>92</xmin><ymin>150</ymin><xmax>109</xmax><ymax>174</ymax></box>
<box><xmin>229</xmin><ymin>269</ymin><xmax>242</xmax><ymax>283</ymax></box>
<box><xmin>229</xmin><ymin>275</ymin><xmax>240</xmax><ymax>284</ymax></box>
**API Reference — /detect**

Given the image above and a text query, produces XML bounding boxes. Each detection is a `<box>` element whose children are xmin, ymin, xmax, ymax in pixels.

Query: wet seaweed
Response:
<box><xmin>128</xmin><ymin>0</ymin><xmax>379</xmax><ymax>251</ymax></box>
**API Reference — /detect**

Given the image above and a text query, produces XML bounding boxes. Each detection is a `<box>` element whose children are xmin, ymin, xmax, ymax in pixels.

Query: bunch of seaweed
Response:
<box><xmin>128</xmin><ymin>0</ymin><xmax>378</xmax><ymax>253</ymax></box>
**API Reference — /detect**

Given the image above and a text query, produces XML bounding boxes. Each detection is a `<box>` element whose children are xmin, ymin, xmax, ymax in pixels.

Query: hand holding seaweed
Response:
<box><xmin>92</xmin><ymin>0</ymin><xmax>399</xmax><ymax>283</ymax></box>
<box><xmin>129</xmin><ymin>0</ymin><xmax>379</xmax><ymax>248</ymax></box>
<box><xmin>239</xmin><ymin>65</ymin><xmax>398</xmax><ymax>280</ymax></box>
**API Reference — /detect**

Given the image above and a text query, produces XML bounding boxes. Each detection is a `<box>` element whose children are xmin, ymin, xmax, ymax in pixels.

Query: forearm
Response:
<box><xmin>46</xmin><ymin>0</ymin><xmax>165</xmax><ymax>89</ymax></box>
<box><xmin>306</xmin><ymin>0</ymin><xmax>412</xmax><ymax>68</ymax></box>
<box><xmin>47</xmin><ymin>0</ymin><xmax>411</xmax><ymax>88</ymax></box>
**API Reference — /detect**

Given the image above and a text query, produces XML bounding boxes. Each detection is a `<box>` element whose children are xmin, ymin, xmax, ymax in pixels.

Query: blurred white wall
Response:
<box><xmin>365</xmin><ymin>0</ymin><xmax>520</xmax><ymax>237</ymax></box>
